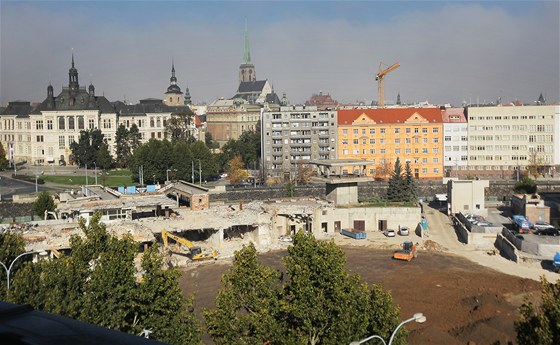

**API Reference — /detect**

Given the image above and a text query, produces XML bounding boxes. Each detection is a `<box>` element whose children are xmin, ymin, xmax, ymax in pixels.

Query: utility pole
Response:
<box><xmin>199</xmin><ymin>160</ymin><xmax>202</xmax><ymax>185</ymax></box>
<box><xmin>85</xmin><ymin>163</ymin><xmax>88</xmax><ymax>187</ymax></box>
<box><xmin>191</xmin><ymin>161</ymin><xmax>194</xmax><ymax>183</ymax></box>
<box><xmin>35</xmin><ymin>164</ymin><xmax>39</xmax><ymax>193</ymax></box>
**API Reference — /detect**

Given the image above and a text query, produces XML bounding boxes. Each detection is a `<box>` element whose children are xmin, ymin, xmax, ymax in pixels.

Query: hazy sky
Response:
<box><xmin>1</xmin><ymin>0</ymin><xmax>558</xmax><ymax>107</ymax></box>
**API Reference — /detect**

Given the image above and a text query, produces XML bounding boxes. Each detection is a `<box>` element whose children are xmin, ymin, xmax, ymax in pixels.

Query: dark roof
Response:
<box><xmin>1</xmin><ymin>101</ymin><xmax>34</xmax><ymax>118</ymax></box>
<box><xmin>165</xmin><ymin>84</ymin><xmax>182</xmax><ymax>94</ymax></box>
<box><xmin>114</xmin><ymin>100</ymin><xmax>193</xmax><ymax>116</ymax></box>
<box><xmin>237</xmin><ymin>80</ymin><xmax>267</xmax><ymax>93</ymax></box>
<box><xmin>32</xmin><ymin>88</ymin><xmax>115</xmax><ymax>114</ymax></box>
<box><xmin>265</xmin><ymin>92</ymin><xmax>281</xmax><ymax>104</ymax></box>
<box><xmin>0</xmin><ymin>302</ymin><xmax>167</xmax><ymax>345</ymax></box>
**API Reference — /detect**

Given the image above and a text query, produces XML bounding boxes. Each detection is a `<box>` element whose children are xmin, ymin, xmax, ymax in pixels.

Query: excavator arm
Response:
<box><xmin>161</xmin><ymin>229</ymin><xmax>217</xmax><ymax>261</ymax></box>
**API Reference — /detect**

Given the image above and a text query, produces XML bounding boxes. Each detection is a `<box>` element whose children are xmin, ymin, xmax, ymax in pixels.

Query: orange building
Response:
<box><xmin>337</xmin><ymin>108</ymin><xmax>444</xmax><ymax>179</ymax></box>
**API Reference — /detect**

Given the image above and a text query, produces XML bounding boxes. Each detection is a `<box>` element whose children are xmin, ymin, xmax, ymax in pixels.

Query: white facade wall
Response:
<box><xmin>467</xmin><ymin>105</ymin><xmax>559</xmax><ymax>174</ymax></box>
<box><xmin>443</xmin><ymin>122</ymin><xmax>468</xmax><ymax>172</ymax></box>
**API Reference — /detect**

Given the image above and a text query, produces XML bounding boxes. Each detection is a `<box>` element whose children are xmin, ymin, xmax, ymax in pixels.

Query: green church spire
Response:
<box><xmin>243</xmin><ymin>18</ymin><xmax>251</xmax><ymax>64</ymax></box>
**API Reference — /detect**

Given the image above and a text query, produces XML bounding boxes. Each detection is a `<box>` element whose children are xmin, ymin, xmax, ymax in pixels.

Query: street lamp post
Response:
<box><xmin>0</xmin><ymin>251</ymin><xmax>48</xmax><ymax>292</ymax></box>
<box><xmin>93</xmin><ymin>162</ymin><xmax>98</xmax><ymax>185</ymax></box>
<box><xmin>349</xmin><ymin>313</ymin><xmax>427</xmax><ymax>345</ymax></box>
<box><xmin>166</xmin><ymin>169</ymin><xmax>171</xmax><ymax>183</ymax></box>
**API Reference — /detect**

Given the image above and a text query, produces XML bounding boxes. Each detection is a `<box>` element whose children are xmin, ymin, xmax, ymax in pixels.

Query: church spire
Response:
<box><xmin>69</xmin><ymin>52</ymin><xmax>79</xmax><ymax>92</ymax></box>
<box><xmin>170</xmin><ymin>59</ymin><xmax>177</xmax><ymax>85</ymax></box>
<box><xmin>243</xmin><ymin>18</ymin><xmax>251</xmax><ymax>64</ymax></box>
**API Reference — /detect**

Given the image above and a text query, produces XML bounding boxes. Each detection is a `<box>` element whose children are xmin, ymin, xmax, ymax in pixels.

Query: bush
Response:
<box><xmin>32</xmin><ymin>191</ymin><xmax>55</xmax><ymax>217</ymax></box>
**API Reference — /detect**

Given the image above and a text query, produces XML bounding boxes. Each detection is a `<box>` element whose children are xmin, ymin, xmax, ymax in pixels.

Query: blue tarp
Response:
<box><xmin>146</xmin><ymin>185</ymin><xmax>156</xmax><ymax>192</ymax></box>
<box><xmin>126</xmin><ymin>186</ymin><xmax>137</xmax><ymax>194</ymax></box>
<box><xmin>118</xmin><ymin>187</ymin><xmax>125</xmax><ymax>194</ymax></box>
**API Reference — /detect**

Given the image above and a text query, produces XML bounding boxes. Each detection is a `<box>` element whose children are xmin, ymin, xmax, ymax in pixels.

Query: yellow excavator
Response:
<box><xmin>161</xmin><ymin>229</ymin><xmax>218</xmax><ymax>261</ymax></box>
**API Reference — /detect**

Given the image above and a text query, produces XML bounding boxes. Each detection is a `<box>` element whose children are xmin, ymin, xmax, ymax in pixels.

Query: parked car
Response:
<box><xmin>384</xmin><ymin>229</ymin><xmax>396</xmax><ymax>237</ymax></box>
<box><xmin>534</xmin><ymin>227</ymin><xmax>560</xmax><ymax>236</ymax></box>
<box><xmin>398</xmin><ymin>227</ymin><xmax>409</xmax><ymax>236</ymax></box>
<box><xmin>533</xmin><ymin>222</ymin><xmax>555</xmax><ymax>231</ymax></box>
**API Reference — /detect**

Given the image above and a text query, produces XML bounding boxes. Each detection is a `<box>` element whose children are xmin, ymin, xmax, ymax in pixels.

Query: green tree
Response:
<box><xmin>129</xmin><ymin>124</ymin><xmax>142</xmax><ymax>152</ymax></box>
<box><xmin>70</xmin><ymin>129</ymin><xmax>105</xmax><ymax>167</ymax></box>
<box><xmin>515</xmin><ymin>277</ymin><xmax>560</xmax><ymax>345</ymax></box>
<box><xmin>95</xmin><ymin>142</ymin><xmax>113</xmax><ymax>171</ymax></box>
<box><xmin>386</xmin><ymin>157</ymin><xmax>406</xmax><ymax>202</ymax></box>
<box><xmin>281</xmin><ymin>231</ymin><xmax>372</xmax><ymax>344</ymax></box>
<box><xmin>204</xmin><ymin>243</ymin><xmax>283</xmax><ymax>344</ymax></box>
<box><xmin>0</xmin><ymin>142</ymin><xmax>8</xmax><ymax>170</ymax></box>
<box><xmin>404</xmin><ymin>162</ymin><xmax>418</xmax><ymax>202</ymax></box>
<box><xmin>115</xmin><ymin>124</ymin><xmax>131</xmax><ymax>167</ymax></box>
<box><xmin>514</xmin><ymin>176</ymin><xmax>537</xmax><ymax>194</ymax></box>
<box><xmin>0</xmin><ymin>232</ymin><xmax>26</xmax><ymax>299</ymax></box>
<box><xmin>32</xmin><ymin>191</ymin><xmax>55</xmax><ymax>217</ymax></box>
<box><xmin>366</xmin><ymin>284</ymin><xmax>407</xmax><ymax>345</ymax></box>
<box><xmin>9</xmin><ymin>213</ymin><xmax>202</xmax><ymax>344</ymax></box>
<box><xmin>284</xmin><ymin>181</ymin><xmax>295</xmax><ymax>197</ymax></box>
<box><xmin>219</xmin><ymin>130</ymin><xmax>260</xmax><ymax>172</ymax></box>
<box><xmin>190</xmin><ymin>141</ymin><xmax>218</xmax><ymax>181</ymax></box>
<box><xmin>137</xmin><ymin>246</ymin><xmax>201</xmax><ymax>344</ymax></box>
<box><xmin>129</xmin><ymin>139</ymin><xmax>173</xmax><ymax>183</ymax></box>
<box><xmin>166</xmin><ymin>111</ymin><xmax>196</xmax><ymax>144</ymax></box>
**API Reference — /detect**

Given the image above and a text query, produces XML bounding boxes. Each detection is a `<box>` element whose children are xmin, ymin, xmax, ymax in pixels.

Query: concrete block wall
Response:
<box><xmin>495</xmin><ymin>233</ymin><xmax>519</xmax><ymax>262</ymax></box>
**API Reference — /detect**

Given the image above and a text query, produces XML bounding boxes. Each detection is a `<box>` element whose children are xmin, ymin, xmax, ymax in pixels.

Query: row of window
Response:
<box><xmin>469</xmin><ymin>115</ymin><xmax>552</xmax><ymax>121</ymax></box>
<box><xmin>341</xmin><ymin>148</ymin><xmax>439</xmax><ymax>155</ymax></box>
<box><xmin>342</xmin><ymin>137</ymin><xmax>439</xmax><ymax>145</ymax></box>
<box><xmin>341</xmin><ymin>127</ymin><xmax>439</xmax><ymax>135</ymax></box>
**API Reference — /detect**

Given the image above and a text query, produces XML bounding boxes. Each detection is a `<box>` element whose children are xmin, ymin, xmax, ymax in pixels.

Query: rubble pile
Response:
<box><xmin>0</xmin><ymin>202</ymin><xmax>34</xmax><ymax>218</ymax></box>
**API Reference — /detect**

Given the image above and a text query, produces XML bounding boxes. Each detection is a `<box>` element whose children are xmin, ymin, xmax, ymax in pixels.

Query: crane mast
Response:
<box><xmin>375</xmin><ymin>61</ymin><xmax>400</xmax><ymax>108</ymax></box>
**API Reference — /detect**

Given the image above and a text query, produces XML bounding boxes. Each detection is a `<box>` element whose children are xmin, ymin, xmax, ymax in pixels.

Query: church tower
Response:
<box><xmin>239</xmin><ymin>19</ymin><xmax>256</xmax><ymax>83</ymax></box>
<box><xmin>164</xmin><ymin>60</ymin><xmax>184</xmax><ymax>106</ymax></box>
<box><xmin>68</xmin><ymin>53</ymin><xmax>79</xmax><ymax>92</ymax></box>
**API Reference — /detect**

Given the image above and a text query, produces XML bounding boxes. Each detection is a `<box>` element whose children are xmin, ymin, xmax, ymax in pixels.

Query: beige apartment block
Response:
<box><xmin>205</xmin><ymin>98</ymin><xmax>261</xmax><ymax>146</ymax></box>
<box><xmin>467</xmin><ymin>105</ymin><xmax>560</xmax><ymax>179</ymax></box>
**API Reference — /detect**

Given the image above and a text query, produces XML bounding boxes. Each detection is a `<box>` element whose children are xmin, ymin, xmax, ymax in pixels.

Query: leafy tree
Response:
<box><xmin>137</xmin><ymin>246</ymin><xmax>201</xmax><ymax>344</ymax></box>
<box><xmin>515</xmin><ymin>277</ymin><xmax>560</xmax><ymax>345</ymax></box>
<box><xmin>32</xmin><ymin>191</ymin><xmax>55</xmax><ymax>217</ymax></box>
<box><xmin>281</xmin><ymin>231</ymin><xmax>372</xmax><ymax>344</ymax></box>
<box><xmin>129</xmin><ymin>124</ymin><xmax>142</xmax><ymax>152</ymax></box>
<box><xmin>95</xmin><ymin>142</ymin><xmax>113</xmax><ymax>171</ymax></box>
<box><xmin>70</xmin><ymin>129</ymin><xmax>105</xmax><ymax>167</ymax></box>
<box><xmin>514</xmin><ymin>176</ymin><xmax>537</xmax><ymax>194</ymax></box>
<box><xmin>219</xmin><ymin>130</ymin><xmax>260</xmax><ymax>172</ymax></box>
<box><xmin>227</xmin><ymin>155</ymin><xmax>249</xmax><ymax>184</ymax></box>
<box><xmin>205</xmin><ymin>131</ymin><xmax>219</xmax><ymax>150</ymax></box>
<box><xmin>366</xmin><ymin>284</ymin><xmax>407</xmax><ymax>345</ymax></box>
<box><xmin>190</xmin><ymin>141</ymin><xmax>218</xmax><ymax>181</ymax></box>
<box><xmin>9</xmin><ymin>213</ymin><xmax>202</xmax><ymax>344</ymax></box>
<box><xmin>284</xmin><ymin>181</ymin><xmax>295</xmax><ymax>197</ymax></box>
<box><xmin>115</xmin><ymin>124</ymin><xmax>131</xmax><ymax>167</ymax></box>
<box><xmin>166</xmin><ymin>111</ymin><xmax>196</xmax><ymax>144</ymax></box>
<box><xmin>204</xmin><ymin>243</ymin><xmax>283</xmax><ymax>344</ymax></box>
<box><xmin>404</xmin><ymin>162</ymin><xmax>418</xmax><ymax>202</ymax></box>
<box><xmin>386</xmin><ymin>157</ymin><xmax>406</xmax><ymax>201</ymax></box>
<box><xmin>129</xmin><ymin>139</ymin><xmax>173</xmax><ymax>183</ymax></box>
<box><xmin>0</xmin><ymin>232</ymin><xmax>26</xmax><ymax>299</ymax></box>
<box><xmin>0</xmin><ymin>142</ymin><xmax>8</xmax><ymax>170</ymax></box>
<box><xmin>527</xmin><ymin>152</ymin><xmax>545</xmax><ymax>179</ymax></box>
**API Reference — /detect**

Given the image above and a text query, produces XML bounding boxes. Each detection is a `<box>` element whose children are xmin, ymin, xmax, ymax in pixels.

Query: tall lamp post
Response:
<box><xmin>0</xmin><ymin>251</ymin><xmax>48</xmax><ymax>292</ymax></box>
<box><xmin>349</xmin><ymin>313</ymin><xmax>427</xmax><ymax>345</ymax></box>
<box><xmin>93</xmin><ymin>162</ymin><xmax>98</xmax><ymax>185</ymax></box>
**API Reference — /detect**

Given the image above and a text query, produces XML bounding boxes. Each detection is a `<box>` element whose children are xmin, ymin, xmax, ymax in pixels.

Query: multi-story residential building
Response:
<box><xmin>205</xmin><ymin>98</ymin><xmax>262</xmax><ymax>146</ymax></box>
<box><xmin>0</xmin><ymin>57</ymin><xmax>200</xmax><ymax>166</ymax></box>
<box><xmin>337</xmin><ymin>108</ymin><xmax>444</xmax><ymax>179</ymax></box>
<box><xmin>261</xmin><ymin>105</ymin><xmax>337</xmax><ymax>182</ymax></box>
<box><xmin>466</xmin><ymin>105</ymin><xmax>560</xmax><ymax>179</ymax></box>
<box><xmin>442</xmin><ymin>107</ymin><xmax>468</xmax><ymax>177</ymax></box>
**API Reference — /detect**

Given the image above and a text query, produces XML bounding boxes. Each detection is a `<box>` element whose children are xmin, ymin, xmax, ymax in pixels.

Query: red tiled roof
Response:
<box><xmin>441</xmin><ymin>108</ymin><xmax>467</xmax><ymax>123</ymax></box>
<box><xmin>337</xmin><ymin>108</ymin><xmax>443</xmax><ymax>125</ymax></box>
<box><xmin>195</xmin><ymin>115</ymin><xmax>202</xmax><ymax>127</ymax></box>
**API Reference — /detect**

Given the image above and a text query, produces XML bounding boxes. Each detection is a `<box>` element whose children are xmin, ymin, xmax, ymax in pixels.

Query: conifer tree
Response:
<box><xmin>386</xmin><ymin>157</ymin><xmax>406</xmax><ymax>201</ymax></box>
<box><xmin>404</xmin><ymin>161</ymin><xmax>418</xmax><ymax>202</ymax></box>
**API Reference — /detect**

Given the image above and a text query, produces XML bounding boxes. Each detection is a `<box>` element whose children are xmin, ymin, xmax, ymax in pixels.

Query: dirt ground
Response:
<box><xmin>179</xmin><ymin>246</ymin><xmax>542</xmax><ymax>345</ymax></box>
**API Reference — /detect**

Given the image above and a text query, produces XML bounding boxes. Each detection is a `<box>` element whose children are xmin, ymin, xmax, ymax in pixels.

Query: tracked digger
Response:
<box><xmin>161</xmin><ymin>229</ymin><xmax>217</xmax><ymax>261</ymax></box>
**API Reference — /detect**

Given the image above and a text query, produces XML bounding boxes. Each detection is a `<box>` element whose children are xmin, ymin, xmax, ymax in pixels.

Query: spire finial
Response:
<box><xmin>71</xmin><ymin>48</ymin><xmax>75</xmax><ymax>68</ymax></box>
<box><xmin>243</xmin><ymin>18</ymin><xmax>251</xmax><ymax>64</ymax></box>
<box><xmin>172</xmin><ymin>58</ymin><xmax>175</xmax><ymax>73</ymax></box>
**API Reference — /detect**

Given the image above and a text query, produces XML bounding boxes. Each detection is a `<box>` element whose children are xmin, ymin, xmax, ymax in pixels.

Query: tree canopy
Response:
<box><xmin>70</xmin><ymin>129</ymin><xmax>110</xmax><ymax>167</ymax></box>
<box><xmin>204</xmin><ymin>231</ymin><xmax>407</xmax><ymax>345</ymax></box>
<box><xmin>514</xmin><ymin>176</ymin><xmax>537</xmax><ymax>194</ymax></box>
<box><xmin>0</xmin><ymin>142</ymin><xmax>8</xmax><ymax>170</ymax></box>
<box><xmin>219</xmin><ymin>130</ymin><xmax>260</xmax><ymax>172</ymax></box>
<box><xmin>32</xmin><ymin>191</ymin><xmax>55</xmax><ymax>217</ymax></box>
<box><xmin>166</xmin><ymin>111</ymin><xmax>196</xmax><ymax>144</ymax></box>
<box><xmin>515</xmin><ymin>277</ymin><xmax>560</xmax><ymax>345</ymax></box>
<box><xmin>8</xmin><ymin>213</ymin><xmax>201</xmax><ymax>344</ymax></box>
<box><xmin>227</xmin><ymin>155</ymin><xmax>249</xmax><ymax>184</ymax></box>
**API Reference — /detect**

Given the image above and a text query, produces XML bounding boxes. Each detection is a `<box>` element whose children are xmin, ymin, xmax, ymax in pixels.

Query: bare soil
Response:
<box><xmin>179</xmin><ymin>246</ymin><xmax>542</xmax><ymax>345</ymax></box>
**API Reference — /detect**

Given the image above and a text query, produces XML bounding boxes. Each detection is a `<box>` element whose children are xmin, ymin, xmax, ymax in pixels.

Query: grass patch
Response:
<box><xmin>42</xmin><ymin>170</ymin><xmax>134</xmax><ymax>186</ymax></box>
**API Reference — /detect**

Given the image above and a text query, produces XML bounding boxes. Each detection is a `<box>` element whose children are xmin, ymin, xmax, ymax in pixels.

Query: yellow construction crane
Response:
<box><xmin>161</xmin><ymin>229</ymin><xmax>218</xmax><ymax>261</ymax></box>
<box><xmin>375</xmin><ymin>61</ymin><xmax>400</xmax><ymax>108</ymax></box>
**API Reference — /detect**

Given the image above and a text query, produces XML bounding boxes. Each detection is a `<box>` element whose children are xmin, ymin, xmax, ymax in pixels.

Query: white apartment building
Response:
<box><xmin>467</xmin><ymin>105</ymin><xmax>560</xmax><ymax>179</ymax></box>
<box><xmin>442</xmin><ymin>107</ymin><xmax>468</xmax><ymax>177</ymax></box>
<box><xmin>261</xmin><ymin>105</ymin><xmax>337</xmax><ymax>182</ymax></box>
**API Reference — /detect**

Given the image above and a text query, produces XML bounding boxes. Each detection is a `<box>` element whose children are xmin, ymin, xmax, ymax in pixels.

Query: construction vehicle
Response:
<box><xmin>161</xmin><ymin>229</ymin><xmax>217</xmax><ymax>261</ymax></box>
<box><xmin>393</xmin><ymin>241</ymin><xmax>417</xmax><ymax>261</ymax></box>
<box><xmin>375</xmin><ymin>61</ymin><xmax>400</xmax><ymax>108</ymax></box>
